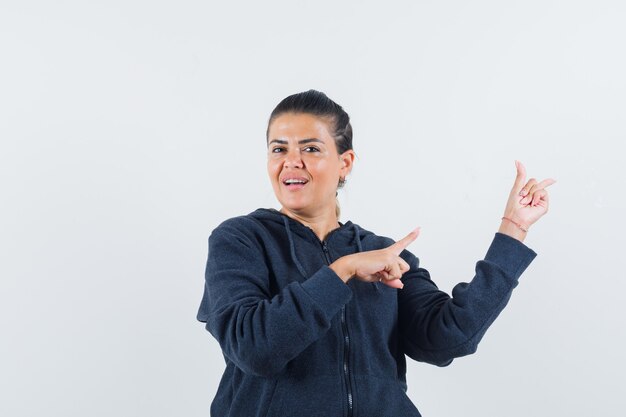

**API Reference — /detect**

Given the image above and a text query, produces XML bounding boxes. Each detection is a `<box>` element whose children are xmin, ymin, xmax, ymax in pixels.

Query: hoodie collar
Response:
<box><xmin>250</xmin><ymin>208</ymin><xmax>364</xmax><ymax>279</ymax></box>
<box><xmin>252</xmin><ymin>208</ymin><xmax>353</xmax><ymax>242</ymax></box>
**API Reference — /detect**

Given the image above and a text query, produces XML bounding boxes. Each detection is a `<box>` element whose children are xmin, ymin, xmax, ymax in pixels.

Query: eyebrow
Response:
<box><xmin>268</xmin><ymin>138</ymin><xmax>324</xmax><ymax>145</ymax></box>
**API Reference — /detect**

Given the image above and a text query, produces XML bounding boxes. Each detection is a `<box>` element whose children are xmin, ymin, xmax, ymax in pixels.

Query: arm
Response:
<box><xmin>397</xmin><ymin>160</ymin><xmax>553</xmax><ymax>365</ymax></box>
<box><xmin>196</xmin><ymin>221</ymin><xmax>352</xmax><ymax>377</ymax></box>
<box><xmin>397</xmin><ymin>232</ymin><xmax>537</xmax><ymax>366</ymax></box>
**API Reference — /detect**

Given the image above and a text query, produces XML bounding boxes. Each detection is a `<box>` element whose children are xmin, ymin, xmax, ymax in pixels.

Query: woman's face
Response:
<box><xmin>267</xmin><ymin>113</ymin><xmax>354</xmax><ymax>217</ymax></box>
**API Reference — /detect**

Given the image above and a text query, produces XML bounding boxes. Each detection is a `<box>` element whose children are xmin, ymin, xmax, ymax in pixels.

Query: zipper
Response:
<box><xmin>340</xmin><ymin>305</ymin><xmax>353</xmax><ymax>416</ymax></box>
<box><xmin>321</xmin><ymin>241</ymin><xmax>354</xmax><ymax>417</ymax></box>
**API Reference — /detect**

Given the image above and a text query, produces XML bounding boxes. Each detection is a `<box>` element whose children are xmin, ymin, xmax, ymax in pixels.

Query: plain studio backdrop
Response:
<box><xmin>1</xmin><ymin>1</ymin><xmax>624</xmax><ymax>416</ymax></box>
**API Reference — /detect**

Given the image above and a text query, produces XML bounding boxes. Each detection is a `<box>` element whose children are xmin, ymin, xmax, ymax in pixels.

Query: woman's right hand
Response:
<box><xmin>329</xmin><ymin>228</ymin><xmax>421</xmax><ymax>289</ymax></box>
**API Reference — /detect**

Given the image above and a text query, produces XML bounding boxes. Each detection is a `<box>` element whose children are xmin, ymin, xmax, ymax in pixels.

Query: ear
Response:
<box><xmin>339</xmin><ymin>150</ymin><xmax>356</xmax><ymax>178</ymax></box>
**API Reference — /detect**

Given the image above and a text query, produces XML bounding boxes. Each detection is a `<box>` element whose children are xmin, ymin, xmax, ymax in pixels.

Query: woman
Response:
<box><xmin>196</xmin><ymin>89</ymin><xmax>555</xmax><ymax>417</ymax></box>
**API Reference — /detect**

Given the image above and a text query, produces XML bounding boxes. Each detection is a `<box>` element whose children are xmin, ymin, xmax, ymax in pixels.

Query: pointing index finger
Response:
<box><xmin>390</xmin><ymin>227</ymin><xmax>420</xmax><ymax>255</ymax></box>
<box><xmin>537</xmin><ymin>178</ymin><xmax>557</xmax><ymax>189</ymax></box>
<box><xmin>514</xmin><ymin>160</ymin><xmax>527</xmax><ymax>192</ymax></box>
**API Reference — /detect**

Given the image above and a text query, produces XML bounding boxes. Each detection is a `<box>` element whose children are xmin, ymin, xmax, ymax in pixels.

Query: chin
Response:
<box><xmin>278</xmin><ymin>196</ymin><xmax>314</xmax><ymax>211</ymax></box>
<box><xmin>280</xmin><ymin>202</ymin><xmax>308</xmax><ymax>213</ymax></box>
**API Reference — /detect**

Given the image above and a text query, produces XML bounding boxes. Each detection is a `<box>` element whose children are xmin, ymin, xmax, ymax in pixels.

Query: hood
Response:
<box><xmin>248</xmin><ymin>208</ymin><xmax>366</xmax><ymax>280</ymax></box>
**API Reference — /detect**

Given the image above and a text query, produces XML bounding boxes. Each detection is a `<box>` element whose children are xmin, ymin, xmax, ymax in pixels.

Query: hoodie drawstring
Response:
<box><xmin>283</xmin><ymin>216</ymin><xmax>379</xmax><ymax>290</ymax></box>
<box><xmin>283</xmin><ymin>216</ymin><xmax>308</xmax><ymax>279</ymax></box>
<box><xmin>353</xmin><ymin>223</ymin><xmax>363</xmax><ymax>253</ymax></box>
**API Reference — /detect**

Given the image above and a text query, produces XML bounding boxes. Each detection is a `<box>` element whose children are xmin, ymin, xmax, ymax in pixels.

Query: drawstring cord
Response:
<box><xmin>283</xmin><ymin>216</ymin><xmax>308</xmax><ymax>279</ymax></box>
<box><xmin>282</xmin><ymin>215</ymin><xmax>379</xmax><ymax>290</ymax></box>
<box><xmin>353</xmin><ymin>223</ymin><xmax>363</xmax><ymax>253</ymax></box>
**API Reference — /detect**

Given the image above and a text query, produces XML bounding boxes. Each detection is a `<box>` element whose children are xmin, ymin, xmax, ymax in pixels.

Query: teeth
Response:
<box><xmin>285</xmin><ymin>179</ymin><xmax>307</xmax><ymax>184</ymax></box>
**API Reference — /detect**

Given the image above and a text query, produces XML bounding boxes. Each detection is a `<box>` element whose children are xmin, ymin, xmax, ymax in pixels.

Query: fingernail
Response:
<box><xmin>519</xmin><ymin>190</ymin><xmax>526</xmax><ymax>196</ymax></box>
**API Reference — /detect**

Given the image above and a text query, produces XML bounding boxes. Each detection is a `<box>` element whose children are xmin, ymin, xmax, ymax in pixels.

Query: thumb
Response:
<box><xmin>383</xmin><ymin>278</ymin><xmax>404</xmax><ymax>289</ymax></box>
<box><xmin>389</xmin><ymin>227</ymin><xmax>420</xmax><ymax>256</ymax></box>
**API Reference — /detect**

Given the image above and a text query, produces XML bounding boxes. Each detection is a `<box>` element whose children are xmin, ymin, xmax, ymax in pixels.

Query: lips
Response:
<box><xmin>281</xmin><ymin>176</ymin><xmax>309</xmax><ymax>189</ymax></box>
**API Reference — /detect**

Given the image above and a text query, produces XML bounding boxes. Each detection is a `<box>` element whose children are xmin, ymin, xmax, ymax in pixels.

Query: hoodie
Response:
<box><xmin>196</xmin><ymin>208</ymin><xmax>537</xmax><ymax>417</ymax></box>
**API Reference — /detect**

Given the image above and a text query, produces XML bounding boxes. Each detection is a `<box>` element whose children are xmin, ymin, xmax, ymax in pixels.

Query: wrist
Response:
<box><xmin>499</xmin><ymin>217</ymin><xmax>528</xmax><ymax>242</ymax></box>
<box><xmin>329</xmin><ymin>256</ymin><xmax>354</xmax><ymax>284</ymax></box>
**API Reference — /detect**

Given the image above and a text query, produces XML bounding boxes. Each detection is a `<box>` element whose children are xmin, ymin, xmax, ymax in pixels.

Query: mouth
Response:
<box><xmin>282</xmin><ymin>177</ymin><xmax>309</xmax><ymax>190</ymax></box>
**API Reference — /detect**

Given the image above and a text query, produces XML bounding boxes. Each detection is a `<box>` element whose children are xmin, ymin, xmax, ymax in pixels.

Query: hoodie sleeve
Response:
<box><xmin>397</xmin><ymin>232</ymin><xmax>537</xmax><ymax>367</ymax></box>
<box><xmin>196</xmin><ymin>219</ymin><xmax>353</xmax><ymax>377</ymax></box>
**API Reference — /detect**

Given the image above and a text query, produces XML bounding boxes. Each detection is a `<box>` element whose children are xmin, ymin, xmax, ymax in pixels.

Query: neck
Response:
<box><xmin>279</xmin><ymin>206</ymin><xmax>340</xmax><ymax>241</ymax></box>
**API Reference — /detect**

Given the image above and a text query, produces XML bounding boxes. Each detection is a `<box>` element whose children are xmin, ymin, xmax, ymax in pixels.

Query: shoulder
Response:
<box><xmin>209</xmin><ymin>210</ymin><xmax>269</xmax><ymax>244</ymax></box>
<box><xmin>213</xmin><ymin>213</ymin><xmax>258</xmax><ymax>233</ymax></box>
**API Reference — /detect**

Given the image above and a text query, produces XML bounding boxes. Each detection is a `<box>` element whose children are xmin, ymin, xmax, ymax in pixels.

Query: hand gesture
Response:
<box><xmin>330</xmin><ymin>228</ymin><xmax>420</xmax><ymax>289</ymax></box>
<box><xmin>503</xmin><ymin>160</ymin><xmax>556</xmax><ymax>231</ymax></box>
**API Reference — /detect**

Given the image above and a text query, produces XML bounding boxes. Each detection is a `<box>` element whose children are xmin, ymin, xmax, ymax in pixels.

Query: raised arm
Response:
<box><xmin>397</xmin><ymin>233</ymin><xmax>537</xmax><ymax>366</ymax></box>
<box><xmin>398</xmin><ymin>160</ymin><xmax>554</xmax><ymax>366</ymax></box>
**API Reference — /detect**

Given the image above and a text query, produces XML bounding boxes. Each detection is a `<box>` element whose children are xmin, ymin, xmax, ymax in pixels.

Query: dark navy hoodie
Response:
<box><xmin>196</xmin><ymin>208</ymin><xmax>537</xmax><ymax>417</ymax></box>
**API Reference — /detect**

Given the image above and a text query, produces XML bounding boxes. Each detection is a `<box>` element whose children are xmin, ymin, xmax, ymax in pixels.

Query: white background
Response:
<box><xmin>2</xmin><ymin>1</ymin><xmax>625</xmax><ymax>416</ymax></box>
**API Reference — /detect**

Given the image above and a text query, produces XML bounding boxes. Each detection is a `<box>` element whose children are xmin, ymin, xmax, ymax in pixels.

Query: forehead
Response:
<box><xmin>268</xmin><ymin>113</ymin><xmax>334</xmax><ymax>141</ymax></box>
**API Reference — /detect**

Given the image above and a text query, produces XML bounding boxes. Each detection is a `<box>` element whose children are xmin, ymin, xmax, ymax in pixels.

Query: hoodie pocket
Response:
<box><xmin>263</xmin><ymin>375</ymin><xmax>344</xmax><ymax>417</ymax></box>
<box><xmin>353</xmin><ymin>375</ymin><xmax>422</xmax><ymax>417</ymax></box>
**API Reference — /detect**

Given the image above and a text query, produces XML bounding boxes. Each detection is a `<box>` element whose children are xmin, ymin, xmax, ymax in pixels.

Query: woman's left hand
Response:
<box><xmin>502</xmin><ymin>160</ymin><xmax>556</xmax><ymax>230</ymax></box>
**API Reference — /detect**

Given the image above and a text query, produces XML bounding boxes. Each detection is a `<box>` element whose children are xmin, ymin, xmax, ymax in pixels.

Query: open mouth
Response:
<box><xmin>282</xmin><ymin>178</ymin><xmax>309</xmax><ymax>189</ymax></box>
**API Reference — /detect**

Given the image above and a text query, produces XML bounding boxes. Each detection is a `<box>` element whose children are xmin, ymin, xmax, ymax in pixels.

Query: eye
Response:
<box><xmin>271</xmin><ymin>147</ymin><xmax>285</xmax><ymax>153</ymax></box>
<box><xmin>303</xmin><ymin>146</ymin><xmax>320</xmax><ymax>153</ymax></box>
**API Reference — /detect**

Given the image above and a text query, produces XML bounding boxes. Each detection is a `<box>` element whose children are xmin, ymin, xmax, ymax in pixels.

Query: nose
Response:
<box><xmin>283</xmin><ymin>148</ymin><xmax>303</xmax><ymax>169</ymax></box>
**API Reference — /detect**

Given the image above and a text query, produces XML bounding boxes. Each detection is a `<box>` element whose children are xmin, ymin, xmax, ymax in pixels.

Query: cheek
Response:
<box><xmin>310</xmin><ymin>159</ymin><xmax>339</xmax><ymax>183</ymax></box>
<box><xmin>267</xmin><ymin>159</ymin><xmax>280</xmax><ymax>177</ymax></box>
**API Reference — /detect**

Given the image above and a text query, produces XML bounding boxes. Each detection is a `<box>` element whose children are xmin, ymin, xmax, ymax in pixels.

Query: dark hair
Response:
<box><xmin>266</xmin><ymin>89</ymin><xmax>354</xmax><ymax>219</ymax></box>
<box><xmin>266</xmin><ymin>89</ymin><xmax>353</xmax><ymax>155</ymax></box>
